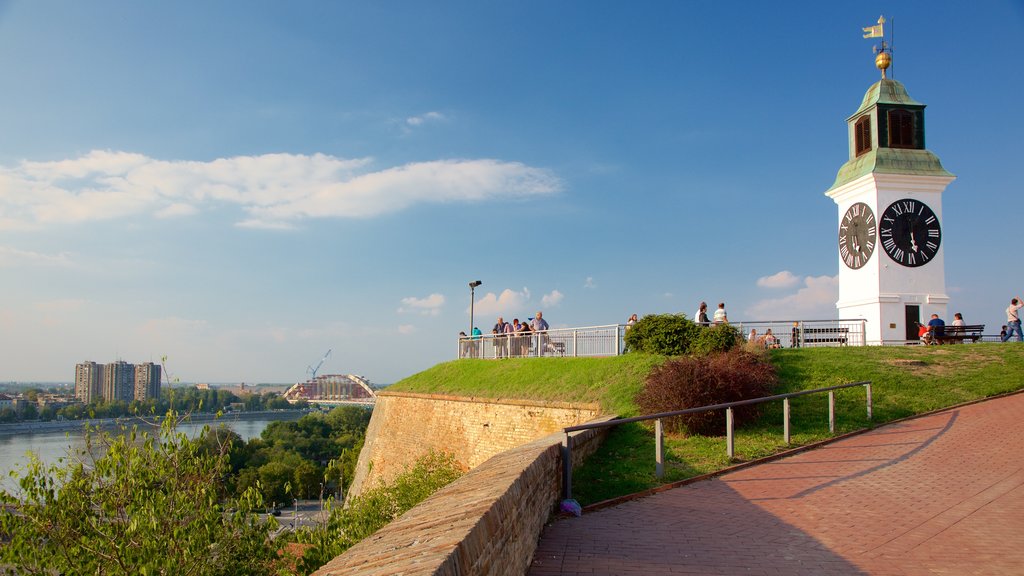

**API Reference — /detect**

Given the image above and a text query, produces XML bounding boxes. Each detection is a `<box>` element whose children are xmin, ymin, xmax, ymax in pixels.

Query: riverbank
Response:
<box><xmin>0</xmin><ymin>409</ymin><xmax>310</xmax><ymax>437</ymax></box>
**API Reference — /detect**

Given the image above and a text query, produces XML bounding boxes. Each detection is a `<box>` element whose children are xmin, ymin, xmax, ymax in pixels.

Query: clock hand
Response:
<box><xmin>910</xmin><ymin>230</ymin><xmax>919</xmax><ymax>252</ymax></box>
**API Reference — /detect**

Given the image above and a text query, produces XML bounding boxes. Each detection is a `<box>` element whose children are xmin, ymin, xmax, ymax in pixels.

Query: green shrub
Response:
<box><xmin>624</xmin><ymin>314</ymin><xmax>702</xmax><ymax>356</ymax></box>
<box><xmin>690</xmin><ymin>323</ymin><xmax>743</xmax><ymax>356</ymax></box>
<box><xmin>635</xmin><ymin>348</ymin><xmax>777</xmax><ymax>435</ymax></box>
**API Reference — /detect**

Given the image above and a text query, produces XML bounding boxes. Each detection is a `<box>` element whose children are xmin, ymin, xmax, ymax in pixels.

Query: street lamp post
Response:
<box><xmin>469</xmin><ymin>280</ymin><xmax>482</xmax><ymax>334</ymax></box>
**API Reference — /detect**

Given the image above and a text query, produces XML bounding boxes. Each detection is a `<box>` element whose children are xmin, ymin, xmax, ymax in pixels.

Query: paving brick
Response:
<box><xmin>529</xmin><ymin>392</ymin><xmax>1024</xmax><ymax>575</ymax></box>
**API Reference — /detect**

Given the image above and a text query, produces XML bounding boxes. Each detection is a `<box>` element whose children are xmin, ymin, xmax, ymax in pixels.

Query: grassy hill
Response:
<box><xmin>390</xmin><ymin>343</ymin><xmax>1024</xmax><ymax>504</ymax></box>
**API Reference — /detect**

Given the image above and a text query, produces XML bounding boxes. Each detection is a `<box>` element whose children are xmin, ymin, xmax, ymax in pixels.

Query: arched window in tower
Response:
<box><xmin>854</xmin><ymin>115</ymin><xmax>872</xmax><ymax>156</ymax></box>
<box><xmin>888</xmin><ymin>109</ymin><xmax>916</xmax><ymax>148</ymax></box>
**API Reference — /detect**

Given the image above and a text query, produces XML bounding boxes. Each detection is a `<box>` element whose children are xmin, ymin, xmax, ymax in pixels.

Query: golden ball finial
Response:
<box><xmin>876</xmin><ymin>50</ymin><xmax>892</xmax><ymax>77</ymax></box>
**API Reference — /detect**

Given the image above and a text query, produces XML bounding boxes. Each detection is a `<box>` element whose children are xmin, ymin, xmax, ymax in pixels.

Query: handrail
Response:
<box><xmin>561</xmin><ymin>380</ymin><xmax>873</xmax><ymax>501</ymax></box>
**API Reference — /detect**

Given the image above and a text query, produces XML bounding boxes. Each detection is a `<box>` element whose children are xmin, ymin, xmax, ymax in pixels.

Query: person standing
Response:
<box><xmin>517</xmin><ymin>321</ymin><xmax>532</xmax><ymax>357</ymax></box>
<box><xmin>1002</xmin><ymin>298</ymin><xmax>1023</xmax><ymax>342</ymax></box>
<box><xmin>493</xmin><ymin>317</ymin><xmax>511</xmax><ymax>358</ymax></box>
<box><xmin>626</xmin><ymin>313</ymin><xmax>638</xmax><ymax>330</ymax></box>
<box><xmin>470</xmin><ymin>326</ymin><xmax>482</xmax><ymax>358</ymax></box>
<box><xmin>713</xmin><ymin>302</ymin><xmax>728</xmax><ymax>325</ymax></box>
<box><xmin>531</xmin><ymin>311</ymin><xmax>550</xmax><ymax>355</ymax></box>
<box><xmin>695</xmin><ymin>302</ymin><xmax>710</xmax><ymax>326</ymax></box>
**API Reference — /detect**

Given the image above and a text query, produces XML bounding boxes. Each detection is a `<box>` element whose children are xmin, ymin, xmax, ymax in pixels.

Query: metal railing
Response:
<box><xmin>457</xmin><ymin>319</ymin><xmax>870</xmax><ymax>359</ymax></box>
<box><xmin>733</xmin><ymin>319</ymin><xmax>868</xmax><ymax>348</ymax></box>
<box><xmin>458</xmin><ymin>324</ymin><xmax>625</xmax><ymax>359</ymax></box>
<box><xmin>560</xmin><ymin>380</ymin><xmax>873</xmax><ymax>500</ymax></box>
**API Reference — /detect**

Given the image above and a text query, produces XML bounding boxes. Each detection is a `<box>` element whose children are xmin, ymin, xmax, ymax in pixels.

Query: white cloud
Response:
<box><xmin>472</xmin><ymin>288</ymin><xmax>531</xmax><ymax>317</ymax></box>
<box><xmin>0</xmin><ymin>246</ymin><xmax>74</xmax><ymax>268</ymax></box>
<box><xmin>756</xmin><ymin>270</ymin><xmax>801</xmax><ymax>289</ymax></box>
<box><xmin>406</xmin><ymin>111</ymin><xmax>445</xmax><ymax>126</ymax></box>
<box><xmin>584</xmin><ymin>276</ymin><xmax>595</xmax><ymax>289</ymax></box>
<box><xmin>0</xmin><ymin>150</ymin><xmax>561</xmax><ymax>230</ymax></box>
<box><xmin>745</xmin><ymin>275</ymin><xmax>839</xmax><ymax>320</ymax></box>
<box><xmin>154</xmin><ymin>203</ymin><xmax>199</xmax><ymax>219</ymax></box>
<box><xmin>397</xmin><ymin>324</ymin><xmax>416</xmax><ymax>335</ymax></box>
<box><xmin>397</xmin><ymin>293</ymin><xmax>445</xmax><ymax>316</ymax></box>
<box><xmin>541</xmin><ymin>290</ymin><xmax>564</xmax><ymax>308</ymax></box>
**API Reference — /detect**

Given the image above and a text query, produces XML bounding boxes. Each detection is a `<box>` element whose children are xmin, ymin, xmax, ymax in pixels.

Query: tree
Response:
<box><xmin>0</xmin><ymin>414</ymin><xmax>281</xmax><ymax>575</ymax></box>
<box><xmin>19</xmin><ymin>402</ymin><xmax>38</xmax><ymax>421</ymax></box>
<box><xmin>293</xmin><ymin>460</ymin><xmax>321</xmax><ymax>500</ymax></box>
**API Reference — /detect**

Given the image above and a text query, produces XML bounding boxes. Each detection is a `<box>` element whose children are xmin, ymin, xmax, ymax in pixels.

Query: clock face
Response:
<box><xmin>839</xmin><ymin>202</ymin><xmax>876</xmax><ymax>269</ymax></box>
<box><xmin>879</xmin><ymin>198</ymin><xmax>941</xmax><ymax>267</ymax></box>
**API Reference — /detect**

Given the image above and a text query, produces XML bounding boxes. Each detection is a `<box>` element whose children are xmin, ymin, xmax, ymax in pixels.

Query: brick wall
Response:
<box><xmin>314</xmin><ymin>419</ymin><xmax>613</xmax><ymax>576</ymax></box>
<box><xmin>347</xmin><ymin>391</ymin><xmax>602</xmax><ymax>500</ymax></box>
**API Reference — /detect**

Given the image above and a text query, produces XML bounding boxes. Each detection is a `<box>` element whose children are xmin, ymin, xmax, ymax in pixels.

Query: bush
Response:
<box><xmin>690</xmin><ymin>323</ymin><xmax>743</xmax><ymax>356</ymax></box>
<box><xmin>635</xmin><ymin>348</ymin><xmax>777</xmax><ymax>435</ymax></box>
<box><xmin>624</xmin><ymin>314</ymin><xmax>702</xmax><ymax>356</ymax></box>
<box><xmin>0</xmin><ymin>415</ymin><xmax>280</xmax><ymax>575</ymax></box>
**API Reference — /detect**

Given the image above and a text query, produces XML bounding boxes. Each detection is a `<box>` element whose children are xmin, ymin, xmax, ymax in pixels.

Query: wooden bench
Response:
<box><xmin>932</xmin><ymin>324</ymin><xmax>985</xmax><ymax>345</ymax></box>
<box><xmin>795</xmin><ymin>327</ymin><xmax>849</xmax><ymax>346</ymax></box>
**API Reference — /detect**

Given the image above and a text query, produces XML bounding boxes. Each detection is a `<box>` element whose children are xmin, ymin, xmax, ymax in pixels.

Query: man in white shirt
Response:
<box><xmin>1002</xmin><ymin>298</ymin><xmax>1023</xmax><ymax>342</ymax></box>
<box><xmin>713</xmin><ymin>303</ymin><xmax>728</xmax><ymax>325</ymax></box>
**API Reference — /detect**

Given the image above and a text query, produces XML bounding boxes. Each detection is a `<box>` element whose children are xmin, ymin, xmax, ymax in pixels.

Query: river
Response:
<box><xmin>0</xmin><ymin>411</ymin><xmax>307</xmax><ymax>493</ymax></box>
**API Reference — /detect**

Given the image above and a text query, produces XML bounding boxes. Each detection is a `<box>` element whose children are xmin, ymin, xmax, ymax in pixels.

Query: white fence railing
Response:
<box><xmin>458</xmin><ymin>324</ymin><xmax>625</xmax><ymax>359</ymax></box>
<box><xmin>456</xmin><ymin>319</ymin><xmax>870</xmax><ymax>359</ymax></box>
<box><xmin>733</xmin><ymin>319</ymin><xmax>868</xmax><ymax>348</ymax></box>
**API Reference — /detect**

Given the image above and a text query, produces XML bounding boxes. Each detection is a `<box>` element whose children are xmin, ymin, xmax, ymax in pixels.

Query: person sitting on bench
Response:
<box><xmin>927</xmin><ymin>314</ymin><xmax>946</xmax><ymax>344</ymax></box>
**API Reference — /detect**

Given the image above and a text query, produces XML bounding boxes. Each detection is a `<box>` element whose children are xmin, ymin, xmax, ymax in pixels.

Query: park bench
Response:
<box><xmin>795</xmin><ymin>326</ymin><xmax>849</xmax><ymax>346</ymax></box>
<box><xmin>932</xmin><ymin>324</ymin><xmax>985</xmax><ymax>345</ymax></box>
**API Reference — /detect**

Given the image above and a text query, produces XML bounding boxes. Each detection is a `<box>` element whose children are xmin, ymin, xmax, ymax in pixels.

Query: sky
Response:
<box><xmin>1</xmin><ymin>1</ymin><xmax>1022</xmax><ymax>385</ymax></box>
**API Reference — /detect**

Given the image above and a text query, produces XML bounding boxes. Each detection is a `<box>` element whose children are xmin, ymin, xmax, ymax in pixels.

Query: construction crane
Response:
<box><xmin>307</xmin><ymin>349</ymin><xmax>332</xmax><ymax>380</ymax></box>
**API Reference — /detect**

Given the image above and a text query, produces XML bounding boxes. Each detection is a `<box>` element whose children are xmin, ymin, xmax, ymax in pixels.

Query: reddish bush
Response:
<box><xmin>635</xmin><ymin>348</ymin><xmax>777</xmax><ymax>436</ymax></box>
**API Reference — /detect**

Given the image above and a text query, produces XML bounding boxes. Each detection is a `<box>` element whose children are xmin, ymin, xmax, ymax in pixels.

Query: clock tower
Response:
<box><xmin>825</xmin><ymin>36</ymin><xmax>955</xmax><ymax>344</ymax></box>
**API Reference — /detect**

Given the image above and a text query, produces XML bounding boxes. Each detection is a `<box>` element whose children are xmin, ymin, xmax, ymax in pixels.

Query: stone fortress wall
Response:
<box><xmin>315</xmin><ymin>414</ymin><xmax>612</xmax><ymax>576</ymax></box>
<box><xmin>347</xmin><ymin>391</ymin><xmax>602</xmax><ymax>499</ymax></box>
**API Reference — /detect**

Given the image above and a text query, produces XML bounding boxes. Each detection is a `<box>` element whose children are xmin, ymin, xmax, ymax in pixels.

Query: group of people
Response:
<box><xmin>459</xmin><ymin>311</ymin><xmax>551</xmax><ymax>358</ymax></box>
<box><xmin>917</xmin><ymin>312</ymin><xmax>966</xmax><ymax>344</ymax></box>
<box><xmin>746</xmin><ymin>328</ymin><xmax>782</xmax><ymax>349</ymax></box>
<box><xmin>694</xmin><ymin>302</ymin><xmax>728</xmax><ymax>325</ymax></box>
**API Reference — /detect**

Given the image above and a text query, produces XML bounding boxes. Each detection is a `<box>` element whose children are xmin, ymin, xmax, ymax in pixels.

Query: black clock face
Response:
<box><xmin>839</xmin><ymin>202</ymin><xmax>876</xmax><ymax>269</ymax></box>
<box><xmin>879</xmin><ymin>198</ymin><xmax>941</xmax><ymax>267</ymax></box>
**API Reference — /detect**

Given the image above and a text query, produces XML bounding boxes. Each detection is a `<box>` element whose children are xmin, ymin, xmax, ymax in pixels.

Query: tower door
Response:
<box><xmin>905</xmin><ymin>305</ymin><xmax>921</xmax><ymax>341</ymax></box>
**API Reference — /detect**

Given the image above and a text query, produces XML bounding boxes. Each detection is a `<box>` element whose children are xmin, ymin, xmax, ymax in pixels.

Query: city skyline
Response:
<box><xmin>1</xmin><ymin>2</ymin><xmax>1022</xmax><ymax>384</ymax></box>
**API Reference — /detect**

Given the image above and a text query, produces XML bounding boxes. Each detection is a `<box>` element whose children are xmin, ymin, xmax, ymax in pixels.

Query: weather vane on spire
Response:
<box><xmin>863</xmin><ymin>15</ymin><xmax>892</xmax><ymax>78</ymax></box>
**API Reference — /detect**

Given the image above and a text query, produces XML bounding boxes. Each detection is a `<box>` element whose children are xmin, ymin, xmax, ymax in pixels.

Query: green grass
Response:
<box><xmin>387</xmin><ymin>354</ymin><xmax>668</xmax><ymax>416</ymax></box>
<box><xmin>391</xmin><ymin>344</ymin><xmax>1024</xmax><ymax>505</ymax></box>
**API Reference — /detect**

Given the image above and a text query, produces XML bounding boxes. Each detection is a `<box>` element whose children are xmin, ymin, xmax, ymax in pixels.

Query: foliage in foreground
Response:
<box><xmin>635</xmin><ymin>348</ymin><xmax>778</xmax><ymax>435</ymax></box>
<box><xmin>0</xmin><ymin>414</ymin><xmax>281</xmax><ymax>576</ymax></box>
<box><xmin>294</xmin><ymin>451</ymin><xmax>463</xmax><ymax>574</ymax></box>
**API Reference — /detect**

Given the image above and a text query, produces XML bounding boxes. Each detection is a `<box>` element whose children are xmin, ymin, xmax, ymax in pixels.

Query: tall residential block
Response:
<box><xmin>134</xmin><ymin>362</ymin><xmax>162</xmax><ymax>401</ymax></box>
<box><xmin>74</xmin><ymin>361</ymin><xmax>103</xmax><ymax>404</ymax></box>
<box><xmin>102</xmin><ymin>361</ymin><xmax>135</xmax><ymax>403</ymax></box>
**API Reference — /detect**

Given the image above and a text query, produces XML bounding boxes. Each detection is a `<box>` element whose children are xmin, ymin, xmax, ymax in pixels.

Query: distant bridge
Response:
<box><xmin>283</xmin><ymin>374</ymin><xmax>377</xmax><ymax>406</ymax></box>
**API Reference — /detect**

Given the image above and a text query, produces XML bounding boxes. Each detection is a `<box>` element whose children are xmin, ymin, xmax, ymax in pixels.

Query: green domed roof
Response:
<box><xmin>847</xmin><ymin>79</ymin><xmax>924</xmax><ymax>121</ymax></box>
<box><xmin>827</xmin><ymin>78</ymin><xmax>953</xmax><ymax>192</ymax></box>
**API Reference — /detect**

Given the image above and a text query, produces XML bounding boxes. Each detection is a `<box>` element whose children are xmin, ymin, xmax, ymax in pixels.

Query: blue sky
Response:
<box><xmin>1</xmin><ymin>1</ymin><xmax>1022</xmax><ymax>385</ymax></box>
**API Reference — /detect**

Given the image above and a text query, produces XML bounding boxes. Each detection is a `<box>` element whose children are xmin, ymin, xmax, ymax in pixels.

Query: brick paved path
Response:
<box><xmin>529</xmin><ymin>393</ymin><xmax>1024</xmax><ymax>575</ymax></box>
